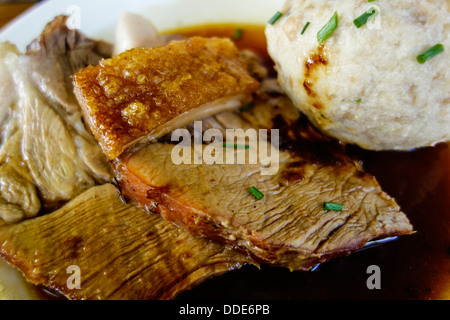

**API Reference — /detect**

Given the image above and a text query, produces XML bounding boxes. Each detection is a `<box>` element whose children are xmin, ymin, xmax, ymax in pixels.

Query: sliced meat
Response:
<box><xmin>0</xmin><ymin>257</ymin><xmax>41</xmax><ymax>300</ymax></box>
<box><xmin>0</xmin><ymin>43</ymin><xmax>40</xmax><ymax>224</ymax></box>
<box><xmin>114</xmin><ymin>97</ymin><xmax>414</xmax><ymax>271</ymax></box>
<box><xmin>6</xmin><ymin>49</ymin><xmax>97</xmax><ymax>209</ymax></box>
<box><xmin>0</xmin><ymin>184</ymin><xmax>256</xmax><ymax>300</ymax></box>
<box><xmin>0</xmin><ymin>16</ymin><xmax>114</xmax><ymax>223</ymax></box>
<box><xmin>0</xmin><ymin>129</ymin><xmax>41</xmax><ymax>224</ymax></box>
<box><xmin>73</xmin><ymin>37</ymin><xmax>260</xmax><ymax>160</ymax></box>
<box><xmin>25</xmin><ymin>15</ymin><xmax>113</xmax><ymax>182</ymax></box>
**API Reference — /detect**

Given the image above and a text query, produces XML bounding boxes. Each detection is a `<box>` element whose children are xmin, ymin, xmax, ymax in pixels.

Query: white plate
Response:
<box><xmin>0</xmin><ymin>0</ymin><xmax>280</xmax><ymax>52</ymax></box>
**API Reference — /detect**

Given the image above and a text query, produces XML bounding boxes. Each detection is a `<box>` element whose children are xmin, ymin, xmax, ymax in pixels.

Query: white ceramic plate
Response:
<box><xmin>0</xmin><ymin>0</ymin><xmax>280</xmax><ymax>52</ymax></box>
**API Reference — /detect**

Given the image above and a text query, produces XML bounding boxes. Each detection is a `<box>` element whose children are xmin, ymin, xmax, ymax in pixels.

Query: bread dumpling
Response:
<box><xmin>265</xmin><ymin>0</ymin><xmax>449</xmax><ymax>151</ymax></box>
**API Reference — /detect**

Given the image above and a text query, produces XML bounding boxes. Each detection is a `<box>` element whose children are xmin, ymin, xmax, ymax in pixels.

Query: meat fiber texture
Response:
<box><xmin>0</xmin><ymin>16</ymin><xmax>258</xmax><ymax>300</ymax></box>
<box><xmin>115</xmin><ymin>96</ymin><xmax>414</xmax><ymax>271</ymax></box>
<box><xmin>265</xmin><ymin>0</ymin><xmax>450</xmax><ymax>151</ymax></box>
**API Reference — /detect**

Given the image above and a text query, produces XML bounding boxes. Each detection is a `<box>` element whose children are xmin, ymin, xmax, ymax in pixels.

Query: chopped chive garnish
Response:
<box><xmin>323</xmin><ymin>202</ymin><xmax>343</xmax><ymax>211</ymax></box>
<box><xmin>353</xmin><ymin>7</ymin><xmax>378</xmax><ymax>28</ymax></box>
<box><xmin>223</xmin><ymin>143</ymin><xmax>250</xmax><ymax>149</ymax></box>
<box><xmin>368</xmin><ymin>0</ymin><xmax>376</xmax><ymax>2</ymax></box>
<box><xmin>301</xmin><ymin>21</ymin><xmax>311</xmax><ymax>35</ymax></box>
<box><xmin>233</xmin><ymin>28</ymin><xmax>243</xmax><ymax>40</ymax></box>
<box><xmin>416</xmin><ymin>44</ymin><xmax>444</xmax><ymax>64</ymax></box>
<box><xmin>239</xmin><ymin>102</ymin><xmax>254</xmax><ymax>112</ymax></box>
<box><xmin>249</xmin><ymin>186</ymin><xmax>264</xmax><ymax>200</ymax></box>
<box><xmin>268</xmin><ymin>11</ymin><xmax>283</xmax><ymax>25</ymax></box>
<box><xmin>317</xmin><ymin>11</ymin><xmax>338</xmax><ymax>44</ymax></box>
<box><xmin>356</xmin><ymin>98</ymin><xmax>362</xmax><ymax>103</ymax></box>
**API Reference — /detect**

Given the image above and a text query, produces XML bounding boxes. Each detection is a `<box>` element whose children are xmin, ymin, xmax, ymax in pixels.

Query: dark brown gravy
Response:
<box><xmin>175</xmin><ymin>25</ymin><xmax>450</xmax><ymax>300</ymax></box>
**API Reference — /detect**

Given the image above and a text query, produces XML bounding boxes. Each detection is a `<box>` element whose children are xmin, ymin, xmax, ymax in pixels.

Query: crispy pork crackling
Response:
<box><xmin>265</xmin><ymin>0</ymin><xmax>450</xmax><ymax>151</ymax></box>
<box><xmin>73</xmin><ymin>37</ymin><xmax>260</xmax><ymax>160</ymax></box>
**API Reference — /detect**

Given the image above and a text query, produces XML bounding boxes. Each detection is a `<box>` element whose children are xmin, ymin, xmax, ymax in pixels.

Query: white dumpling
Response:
<box><xmin>266</xmin><ymin>0</ymin><xmax>450</xmax><ymax>151</ymax></box>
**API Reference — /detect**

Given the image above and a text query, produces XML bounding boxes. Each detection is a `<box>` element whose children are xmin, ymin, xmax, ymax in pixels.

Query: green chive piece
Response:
<box><xmin>239</xmin><ymin>102</ymin><xmax>254</xmax><ymax>112</ymax></box>
<box><xmin>353</xmin><ymin>7</ymin><xmax>378</xmax><ymax>28</ymax></box>
<box><xmin>356</xmin><ymin>98</ymin><xmax>362</xmax><ymax>103</ymax></box>
<box><xmin>223</xmin><ymin>143</ymin><xmax>250</xmax><ymax>149</ymax></box>
<box><xmin>368</xmin><ymin>0</ymin><xmax>376</xmax><ymax>2</ymax></box>
<box><xmin>317</xmin><ymin>11</ymin><xmax>338</xmax><ymax>44</ymax></box>
<box><xmin>416</xmin><ymin>44</ymin><xmax>444</xmax><ymax>64</ymax></box>
<box><xmin>301</xmin><ymin>21</ymin><xmax>311</xmax><ymax>35</ymax></box>
<box><xmin>323</xmin><ymin>202</ymin><xmax>343</xmax><ymax>211</ymax></box>
<box><xmin>249</xmin><ymin>186</ymin><xmax>264</xmax><ymax>200</ymax></box>
<box><xmin>268</xmin><ymin>11</ymin><xmax>283</xmax><ymax>25</ymax></box>
<box><xmin>233</xmin><ymin>28</ymin><xmax>243</xmax><ymax>40</ymax></box>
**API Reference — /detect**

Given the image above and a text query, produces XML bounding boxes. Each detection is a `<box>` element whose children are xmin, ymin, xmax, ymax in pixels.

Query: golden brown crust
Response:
<box><xmin>73</xmin><ymin>37</ymin><xmax>260</xmax><ymax>160</ymax></box>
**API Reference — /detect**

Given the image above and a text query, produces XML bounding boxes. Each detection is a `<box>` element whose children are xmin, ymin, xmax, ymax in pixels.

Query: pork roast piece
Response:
<box><xmin>0</xmin><ymin>184</ymin><xmax>255</xmax><ymax>300</ymax></box>
<box><xmin>73</xmin><ymin>37</ymin><xmax>260</xmax><ymax>160</ymax></box>
<box><xmin>26</xmin><ymin>15</ymin><xmax>113</xmax><ymax>115</ymax></box>
<box><xmin>114</xmin><ymin>95</ymin><xmax>414</xmax><ymax>271</ymax></box>
<box><xmin>72</xmin><ymin>20</ymin><xmax>413</xmax><ymax>271</ymax></box>
<box><xmin>0</xmin><ymin>16</ymin><xmax>113</xmax><ymax>224</ymax></box>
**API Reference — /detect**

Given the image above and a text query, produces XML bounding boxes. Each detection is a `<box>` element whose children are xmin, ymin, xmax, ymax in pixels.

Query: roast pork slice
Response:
<box><xmin>6</xmin><ymin>47</ymin><xmax>98</xmax><ymax>210</ymax></box>
<box><xmin>0</xmin><ymin>43</ymin><xmax>41</xmax><ymax>224</ymax></box>
<box><xmin>113</xmin><ymin>12</ymin><xmax>165</xmax><ymax>55</ymax></box>
<box><xmin>25</xmin><ymin>15</ymin><xmax>114</xmax><ymax>182</ymax></box>
<box><xmin>114</xmin><ymin>99</ymin><xmax>414</xmax><ymax>271</ymax></box>
<box><xmin>73</xmin><ymin>37</ymin><xmax>260</xmax><ymax>160</ymax></box>
<box><xmin>0</xmin><ymin>129</ymin><xmax>41</xmax><ymax>224</ymax></box>
<box><xmin>0</xmin><ymin>184</ymin><xmax>255</xmax><ymax>300</ymax></box>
